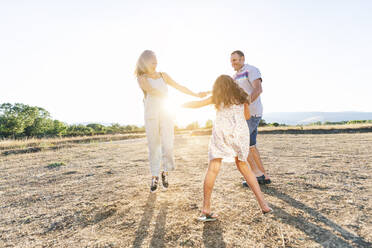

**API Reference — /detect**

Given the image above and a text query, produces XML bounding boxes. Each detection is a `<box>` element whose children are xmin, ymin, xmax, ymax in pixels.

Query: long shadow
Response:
<box><xmin>132</xmin><ymin>193</ymin><xmax>157</xmax><ymax>248</ymax></box>
<box><xmin>149</xmin><ymin>202</ymin><xmax>168</xmax><ymax>248</ymax></box>
<box><xmin>202</xmin><ymin>221</ymin><xmax>226</xmax><ymax>248</ymax></box>
<box><xmin>264</xmin><ymin>187</ymin><xmax>371</xmax><ymax>248</ymax></box>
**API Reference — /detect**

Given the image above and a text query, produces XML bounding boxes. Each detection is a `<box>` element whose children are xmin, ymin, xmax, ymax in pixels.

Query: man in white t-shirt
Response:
<box><xmin>231</xmin><ymin>50</ymin><xmax>271</xmax><ymax>185</ymax></box>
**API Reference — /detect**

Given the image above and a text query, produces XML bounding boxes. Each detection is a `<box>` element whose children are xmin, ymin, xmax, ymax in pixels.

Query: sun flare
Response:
<box><xmin>164</xmin><ymin>96</ymin><xmax>214</xmax><ymax>128</ymax></box>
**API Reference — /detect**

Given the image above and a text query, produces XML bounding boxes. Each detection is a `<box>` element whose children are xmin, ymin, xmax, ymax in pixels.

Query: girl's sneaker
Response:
<box><xmin>161</xmin><ymin>172</ymin><xmax>169</xmax><ymax>189</ymax></box>
<box><xmin>150</xmin><ymin>177</ymin><xmax>159</xmax><ymax>192</ymax></box>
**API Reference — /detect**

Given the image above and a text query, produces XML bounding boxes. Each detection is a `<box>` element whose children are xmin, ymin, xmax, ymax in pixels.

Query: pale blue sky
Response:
<box><xmin>1</xmin><ymin>0</ymin><xmax>371</xmax><ymax>126</ymax></box>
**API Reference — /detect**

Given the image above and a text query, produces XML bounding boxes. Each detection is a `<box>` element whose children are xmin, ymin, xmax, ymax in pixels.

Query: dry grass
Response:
<box><xmin>1</xmin><ymin>124</ymin><xmax>371</xmax><ymax>154</ymax></box>
<box><xmin>0</xmin><ymin>134</ymin><xmax>146</xmax><ymax>155</ymax></box>
<box><xmin>0</xmin><ymin>131</ymin><xmax>196</xmax><ymax>154</ymax></box>
<box><xmin>192</xmin><ymin>123</ymin><xmax>372</xmax><ymax>136</ymax></box>
<box><xmin>0</xmin><ymin>133</ymin><xmax>371</xmax><ymax>247</ymax></box>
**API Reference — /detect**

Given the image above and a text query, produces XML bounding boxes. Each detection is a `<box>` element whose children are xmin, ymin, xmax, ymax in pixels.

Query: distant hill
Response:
<box><xmin>263</xmin><ymin>112</ymin><xmax>372</xmax><ymax>125</ymax></box>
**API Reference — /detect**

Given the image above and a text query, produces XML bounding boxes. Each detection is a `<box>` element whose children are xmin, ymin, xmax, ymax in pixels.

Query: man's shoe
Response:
<box><xmin>256</xmin><ymin>175</ymin><xmax>266</xmax><ymax>185</ymax></box>
<box><xmin>242</xmin><ymin>175</ymin><xmax>269</xmax><ymax>187</ymax></box>
<box><xmin>264</xmin><ymin>177</ymin><xmax>271</xmax><ymax>184</ymax></box>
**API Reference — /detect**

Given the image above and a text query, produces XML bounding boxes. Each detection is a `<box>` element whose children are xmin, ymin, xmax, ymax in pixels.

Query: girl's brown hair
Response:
<box><xmin>212</xmin><ymin>75</ymin><xmax>250</xmax><ymax>109</ymax></box>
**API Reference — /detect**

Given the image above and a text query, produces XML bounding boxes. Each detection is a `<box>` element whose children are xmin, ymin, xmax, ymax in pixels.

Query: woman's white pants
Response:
<box><xmin>144</xmin><ymin>97</ymin><xmax>175</xmax><ymax>177</ymax></box>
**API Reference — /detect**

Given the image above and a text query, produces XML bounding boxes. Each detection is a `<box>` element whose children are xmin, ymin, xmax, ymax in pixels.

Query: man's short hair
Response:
<box><xmin>231</xmin><ymin>50</ymin><xmax>245</xmax><ymax>57</ymax></box>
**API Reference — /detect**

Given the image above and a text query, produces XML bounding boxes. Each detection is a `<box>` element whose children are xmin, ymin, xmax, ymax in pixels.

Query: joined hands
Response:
<box><xmin>197</xmin><ymin>91</ymin><xmax>211</xmax><ymax>98</ymax></box>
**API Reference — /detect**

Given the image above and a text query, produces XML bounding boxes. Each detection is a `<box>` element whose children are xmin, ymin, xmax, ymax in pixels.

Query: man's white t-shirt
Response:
<box><xmin>233</xmin><ymin>64</ymin><xmax>263</xmax><ymax>117</ymax></box>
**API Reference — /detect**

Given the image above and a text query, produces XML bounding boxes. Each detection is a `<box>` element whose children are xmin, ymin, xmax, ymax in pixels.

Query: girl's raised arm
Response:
<box><xmin>182</xmin><ymin>96</ymin><xmax>213</xmax><ymax>109</ymax></box>
<box><xmin>244</xmin><ymin>103</ymin><xmax>250</xmax><ymax>120</ymax></box>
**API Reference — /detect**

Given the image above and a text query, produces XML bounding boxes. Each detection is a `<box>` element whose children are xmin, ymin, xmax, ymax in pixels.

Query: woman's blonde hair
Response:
<box><xmin>134</xmin><ymin>50</ymin><xmax>156</xmax><ymax>77</ymax></box>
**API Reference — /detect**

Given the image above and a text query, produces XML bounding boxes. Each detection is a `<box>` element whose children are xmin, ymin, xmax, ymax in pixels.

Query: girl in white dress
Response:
<box><xmin>182</xmin><ymin>75</ymin><xmax>272</xmax><ymax>221</ymax></box>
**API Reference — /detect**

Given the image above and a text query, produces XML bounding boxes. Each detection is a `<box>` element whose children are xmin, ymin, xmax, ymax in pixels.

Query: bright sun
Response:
<box><xmin>163</xmin><ymin>97</ymin><xmax>179</xmax><ymax>116</ymax></box>
<box><xmin>163</xmin><ymin>95</ymin><xmax>214</xmax><ymax>128</ymax></box>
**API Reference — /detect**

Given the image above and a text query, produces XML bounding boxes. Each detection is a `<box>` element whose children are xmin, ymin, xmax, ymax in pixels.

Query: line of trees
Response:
<box><xmin>0</xmin><ymin>103</ymin><xmax>216</xmax><ymax>139</ymax></box>
<box><xmin>307</xmin><ymin>120</ymin><xmax>372</xmax><ymax>126</ymax></box>
<box><xmin>3</xmin><ymin>102</ymin><xmax>369</xmax><ymax>139</ymax></box>
<box><xmin>0</xmin><ymin>103</ymin><xmax>144</xmax><ymax>138</ymax></box>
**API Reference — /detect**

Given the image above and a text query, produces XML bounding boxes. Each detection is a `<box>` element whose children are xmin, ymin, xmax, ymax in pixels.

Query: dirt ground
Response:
<box><xmin>0</xmin><ymin>133</ymin><xmax>371</xmax><ymax>247</ymax></box>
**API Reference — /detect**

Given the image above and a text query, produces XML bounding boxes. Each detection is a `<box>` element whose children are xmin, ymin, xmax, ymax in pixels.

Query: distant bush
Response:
<box><xmin>46</xmin><ymin>162</ymin><xmax>65</xmax><ymax>169</ymax></box>
<box><xmin>259</xmin><ymin>119</ymin><xmax>267</xmax><ymax>127</ymax></box>
<box><xmin>347</xmin><ymin>120</ymin><xmax>372</xmax><ymax>124</ymax></box>
<box><xmin>87</xmin><ymin>123</ymin><xmax>106</xmax><ymax>134</ymax></box>
<box><xmin>123</xmin><ymin>124</ymin><xmax>144</xmax><ymax>132</ymax></box>
<box><xmin>186</xmin><ymin>121</ymin><xmax>199</xmax><ymax>130</ymax></box>
<box><xmin>306</xmin><ymin>120</ymin><xmax>372</xmax><ymax>126</ymax></box>
<box><xmin>323</xmin><ymin>121</ymin><xmax>348</xmax><ymax>125</ymax></box>
<box><xmin>67</xmin><ymin>125</ymin><xmax>94</xmax><ymax>136</ymax></box>
<box><xmin>308</xmin><ymin>121</ymin><xmax>322</xmax><ymax>126</ymax></box>
<box><xmin>205</xmin><ymin>119</ymin><xmax>213</xmax><ymax>129</ymax></box>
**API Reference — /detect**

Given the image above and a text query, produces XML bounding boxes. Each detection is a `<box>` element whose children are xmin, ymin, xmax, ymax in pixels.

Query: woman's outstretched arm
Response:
<box><xmin>137</xmin><ymin>76</ymin><xmax>166</xmax><ymax>97</ymax></box>
<box><xmin>161</xmin><ymin>72</ymin><xmax>209</xmax><ymax>98</ymax></box>
<box><xmin>182</xmin><ymin>96</ymin><xmax>213</xmax><ymax>109</ymax></box>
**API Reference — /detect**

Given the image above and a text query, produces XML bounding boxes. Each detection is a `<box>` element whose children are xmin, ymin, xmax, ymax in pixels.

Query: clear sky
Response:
<box><xmin>1</xmin><ymin>0</ymin><xmax>371</xmax><ymax>127</ymax></box>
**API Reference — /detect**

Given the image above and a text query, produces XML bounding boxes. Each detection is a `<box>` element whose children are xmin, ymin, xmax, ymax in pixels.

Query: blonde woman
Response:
<box><xmin>135</xmin><ymin>50</ymin><xmax>208</xmax><ymax>192</ymax></box>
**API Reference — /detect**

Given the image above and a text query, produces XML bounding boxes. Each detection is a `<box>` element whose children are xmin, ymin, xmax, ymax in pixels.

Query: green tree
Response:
<box><xmin>49</xmin><ymin>120</ymin><xmax>68</xmax><ymax>137</ymax></box>
<box><xmin>0</xmin><ymin>103</ymin><xmax>51</xmax><ymax>138</ymax></box>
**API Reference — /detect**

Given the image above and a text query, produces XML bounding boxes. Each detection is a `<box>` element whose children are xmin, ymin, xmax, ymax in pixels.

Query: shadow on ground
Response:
<box><xmin>264</xmin><ymin>187</ymin><xmax>371</xmax><ymax>248</ymax></box>
<box><xmin>202</xmin><ymin>220</ymin><xmax>226</xmax><ymax>248</ymax></box>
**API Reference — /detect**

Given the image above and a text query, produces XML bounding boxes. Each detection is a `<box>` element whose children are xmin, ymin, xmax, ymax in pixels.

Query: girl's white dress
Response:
<box><xmin>208</xmin><ymin>104</ymin><xmax>250</xmax><ymax>162</ymax></box>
